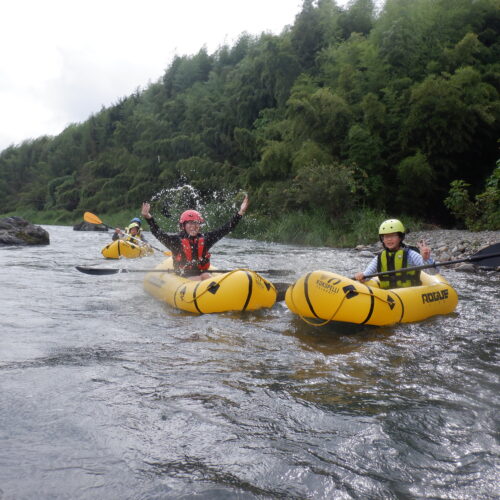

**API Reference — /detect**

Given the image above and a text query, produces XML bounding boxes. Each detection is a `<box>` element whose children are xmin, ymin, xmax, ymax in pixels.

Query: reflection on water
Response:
<box><xmin>287</xmin><ymin>318</ymin><xmax>393</xmax><ymax>354</ymax></box>
<box><xmin>1</xmin><ymin>225</ymin><xmax>499</xmax><ymax>499</ymax></box>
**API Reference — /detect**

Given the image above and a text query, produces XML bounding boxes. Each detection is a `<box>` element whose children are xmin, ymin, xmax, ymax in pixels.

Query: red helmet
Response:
<box><xmin>179</xmin><ymin>210</ymin><xmax>204</xmax><ymax>224</ymax></box>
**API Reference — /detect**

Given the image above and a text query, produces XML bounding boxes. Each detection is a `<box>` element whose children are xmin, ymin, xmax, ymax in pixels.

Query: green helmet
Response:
<box><xmin>379</xmin><ymin>219</ymin><xmax>405</xmax><ymax>235</ymax></box>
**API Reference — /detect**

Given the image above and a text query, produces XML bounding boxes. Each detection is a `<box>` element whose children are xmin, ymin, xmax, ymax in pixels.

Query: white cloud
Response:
<box><xmin>0</xmin><ymin>0</ymin><xmax>309</xmax><ymax>151</ymax></box>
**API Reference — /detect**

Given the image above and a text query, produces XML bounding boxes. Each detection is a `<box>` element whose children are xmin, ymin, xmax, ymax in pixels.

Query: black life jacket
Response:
<box><xmin>377</xmin><ymin>245</ymin><xmax>421</xmax><ymax>289</ymax></box>
<box><xmin>174</xmin><ymin>235</ymin><xmax>211</xmax><ymax>275</ymax></box>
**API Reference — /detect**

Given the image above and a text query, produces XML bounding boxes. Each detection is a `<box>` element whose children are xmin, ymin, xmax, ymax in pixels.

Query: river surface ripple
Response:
<box><xmin>1</xmin><ymin>225</ymin><xmax>499</xmax><ymax>499</ymax></box>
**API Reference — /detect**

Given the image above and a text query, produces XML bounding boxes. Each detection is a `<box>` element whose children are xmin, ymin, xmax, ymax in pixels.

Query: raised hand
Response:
<box><xmin>418</xmin><ymin>239</ymin><xmax>431</xmax><ymax>260</ymax></box>
<box><xmin>238</xmin><ymin>194</ymin><xmax>249</xmax><ymax>216</ymax></box>
<box><xmin>141</xmin><ymin>202</ymin><xmax>152</xmax><ymax>219</ymax></box>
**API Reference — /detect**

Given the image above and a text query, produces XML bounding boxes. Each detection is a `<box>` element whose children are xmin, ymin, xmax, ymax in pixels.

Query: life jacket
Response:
<box><xmin>124</xmin><ymin>228</ymin><xmax>143</xmax><ymax>243</ymax></box>
<box><xmin>377</xmin><ymin>246</ymin><xmax>421</xmax><ymax>289</ymax></box>
<box><xmin>174</xmin><ymin>235</ymin><xmax>211</xmax><ymax>274</ymax></box>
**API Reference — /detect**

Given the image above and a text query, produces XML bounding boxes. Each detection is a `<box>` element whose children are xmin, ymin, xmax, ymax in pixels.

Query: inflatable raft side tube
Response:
<box><xmin>304</xmin><ymin>272</ymin><xmax>319</xmax><ymax>318</ymax></box>
<box><xmin>174</xmin><ymin>283</ymin><xmax>183</xmax><ymax>310</ymax></box>
<box><xmin>193</xmin><ymin>282</ymin><xmax>203</xmax><ymax>313</ymax></box>
<box><xmin>242</xmin><ymin>271</ymin><xmax>253</xmax><ymax>312</ymax></box>
<box><xmin>360</xmin><ymin>284</ymin><xmax>375</xmax><ymax>325</ymax></box>
<box><xmin>392</xmin><ymin>290</ymin><xmax>405</xmax><ymax>323</ymax></box>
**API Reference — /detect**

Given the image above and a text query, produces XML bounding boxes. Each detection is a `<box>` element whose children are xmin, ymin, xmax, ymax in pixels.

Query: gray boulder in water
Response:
<box><xmin>0</xmin><ymin>216</ymin><xmax>50</xmax><ymax>245</ymax></box>
<box><xmin>73</xmin><ymin>221</ymin><xmax>108</xmax><ymax>232</ymax></box>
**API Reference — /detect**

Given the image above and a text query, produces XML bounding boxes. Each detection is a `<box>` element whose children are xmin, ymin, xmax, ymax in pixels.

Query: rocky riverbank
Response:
<box><xmin>0</xmin><ymin>216</ymin><xmax>49</xmax><ymax>245</ymax></box>
<box><xmin>355</xmin><ymin>229</ymin><xmax>500</xmax><ymax>272</ymax></box>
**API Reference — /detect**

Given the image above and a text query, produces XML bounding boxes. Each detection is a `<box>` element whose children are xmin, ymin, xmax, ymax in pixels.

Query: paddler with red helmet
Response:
<box><xmin>141</xmin><ymin>195</ymin><xmax>249</xmax><ymax>281</ymax></box>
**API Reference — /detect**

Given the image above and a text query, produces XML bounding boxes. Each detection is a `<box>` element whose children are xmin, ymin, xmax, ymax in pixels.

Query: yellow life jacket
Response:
<box><xmin>377</xmin><ymin>248</ymin><xmax>421</xmax><ymax>289</ymax></box>
<box><xmin>124</xmin><ymin>227</ymin><xmax>143</xmax><ymax>243</ymax></box>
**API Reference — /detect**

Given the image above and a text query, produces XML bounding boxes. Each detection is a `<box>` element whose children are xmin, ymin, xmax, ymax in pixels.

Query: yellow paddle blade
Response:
<box><xmin>163</xmin><ymin>251</ymin><xmax>172</xmax><ymax>256</ymax></box>
<box><xmin>83</xmin><ymin>211</ymin><xmax>103</xmax><ymax>225</ymax></box>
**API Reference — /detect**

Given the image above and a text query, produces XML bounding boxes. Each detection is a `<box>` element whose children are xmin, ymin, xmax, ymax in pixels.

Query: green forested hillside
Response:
<box><xmin>1</xmin><ymin>0</ymin><xmax>499</xmax><ymax>240</ymax></box>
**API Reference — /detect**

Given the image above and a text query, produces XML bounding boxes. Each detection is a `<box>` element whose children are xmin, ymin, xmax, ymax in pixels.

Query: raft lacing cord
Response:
<box><xmin>291</xmin><ymin>290</ymin><xmax>349</xmax><ymax>327</ymax></box>
<box><xmin>178</xmin><ymin>269</ymin><xmax>274</xmax><ymax>304</ymax></box>
<box><xmin>291</xmin><ymin>284</ymin><xmax>396</xmax><ymax>327</ymax></box>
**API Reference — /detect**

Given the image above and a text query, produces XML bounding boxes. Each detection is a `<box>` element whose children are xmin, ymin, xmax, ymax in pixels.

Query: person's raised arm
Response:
<box><xmin>238</xmin><ymin>195</ymin><xmax>249</xmax><ymax>216</ymax></box>
<box><xmin>141</xmin><ymin>202</ymin><xmax>152</xmax><ymax>220</ymax></box>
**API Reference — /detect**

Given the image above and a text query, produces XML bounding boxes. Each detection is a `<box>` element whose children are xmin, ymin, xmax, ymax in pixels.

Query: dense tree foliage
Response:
<box><xmin>1</xmin><ymin>0</ymin><xmax>499</xmax><ymax>230</ymax></box>
<box><xmin>444</xmin><ymin>161</ymin><xmax>500</xmax><ymax>230</ymax></box>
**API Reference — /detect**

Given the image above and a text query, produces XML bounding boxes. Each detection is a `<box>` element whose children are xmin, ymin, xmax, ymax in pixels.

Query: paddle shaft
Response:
<box><xmin>112</xmin><ymin>233</ymin><xmax>160</xmax><ymax>251</ymax></box>
<box><xmin>83</xmin><ymin>211</ymin><xmax>166</xmax><ymax>253</ymax></box>
<box><xmin>75</xmin><ymin>266</ymin><xmax>290</xmax><ymax>301</ymax></box>
<box><xmin>76</xmin><ymin>266</ymin><xmax>290</xmax><ymax>276</ymax></box>
<box><xmin>363</xmin><ymin>247</ymin><xmax>500</xmax><ymax>280</ymax></box>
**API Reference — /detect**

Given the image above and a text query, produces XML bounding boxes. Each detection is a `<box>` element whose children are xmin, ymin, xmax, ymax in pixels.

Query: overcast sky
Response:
<box><xmin>0</xmin><ymin>0</ymin><xmax>318</xmax><ymax>153</ymax></box>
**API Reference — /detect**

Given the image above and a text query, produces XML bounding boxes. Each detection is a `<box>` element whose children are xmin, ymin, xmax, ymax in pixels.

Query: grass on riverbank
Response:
<box><xmin>2</xmin><ymin>207</ymin><xmax>427</xmax><ymax>248</ymax></box>
<box><xmin>240</xmin><ymin>208</ymin><xmax>426</xmax><ymax>247</ymax></box>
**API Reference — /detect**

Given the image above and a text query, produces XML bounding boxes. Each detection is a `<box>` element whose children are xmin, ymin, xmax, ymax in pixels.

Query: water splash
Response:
<box><xmin>149</xmin><ymin>184</ymin><xmax>247</xmax><ymax>232</ymax></box>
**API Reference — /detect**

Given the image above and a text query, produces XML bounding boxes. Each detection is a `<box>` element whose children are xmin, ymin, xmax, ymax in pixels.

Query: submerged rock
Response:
<box><xmin>0</xmin><ymin>216</ymin><xmax>50</xmax><ymax>245</ymax></box>
<box><xmin>73</xmin><ymin>221</ymin><xmax>108</xmax><ymax>232</ymax></box>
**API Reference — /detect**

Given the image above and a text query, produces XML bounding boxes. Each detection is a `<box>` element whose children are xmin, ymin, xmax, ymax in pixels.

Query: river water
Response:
<box><xmin>1</xmin><ymin>225</ymin><xmax>499</xmax><ymax>499</ymax></box>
